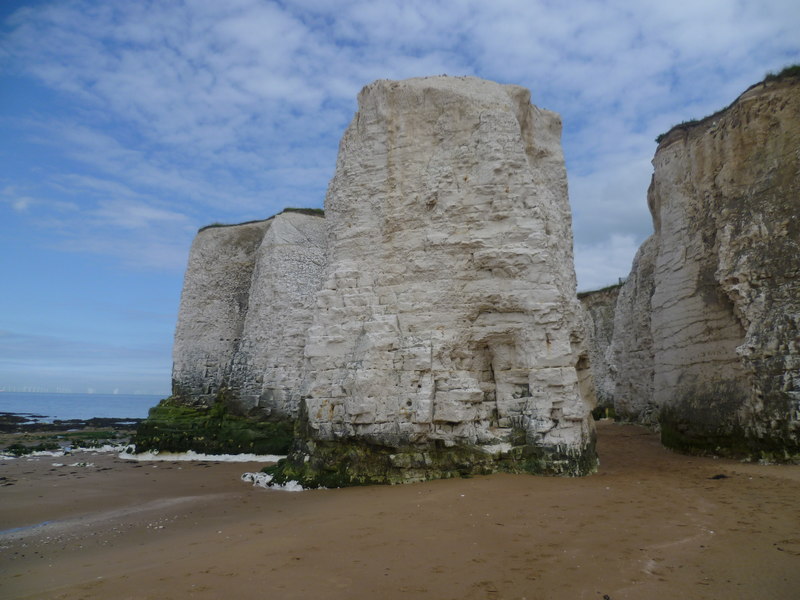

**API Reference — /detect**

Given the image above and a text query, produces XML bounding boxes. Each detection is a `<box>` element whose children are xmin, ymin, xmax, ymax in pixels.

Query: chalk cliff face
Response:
<box><xmin>609</xmin><ymin>236</ymin><xmax>657</xmax><ymax>423</ymax></box>
<box><xmin>270</xmin><ymin>76</ymin><xmax>596</xmax><ymax>485</ymax></box>
<box><xmin>235</xmin><ymin>212</ymin><xmax>327</xmax><ymax>418</ymax></box>
<box><xmin>148</xmin><ymin>76</ymin><xmax>596</xmax><ymax>482</ymax></box>
<box><xmin>171</xmin><ymin>210</ymin><xmax>326</xmax><ymax>419</ymax></box>
<box><xmin>171</xmin><ymin>219</ymin><xmax>270</xmax><ymax>406</ymax></box>
<box><xmin>610</xmin><ymin>75</ymin><xmax>800</xmax><ymax>458</ymax></box>
<box><xmin>578</xmin><ymin>283</ymin><xmax>622</xmax><ymax>415</ymax></box>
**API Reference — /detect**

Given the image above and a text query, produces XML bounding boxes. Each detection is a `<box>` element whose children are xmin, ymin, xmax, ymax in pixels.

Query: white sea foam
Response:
<box><xmin>26</xmin><ymin>450</ymin><xmax>65</xmax><ymax>458</ymax></box>
<box><xmin>0</xmin><ymin>450</ymin><xmax>65</xmax><ymax>460</ymax></box>
<box><xmin>119</xmin><ymin>447</ymin><xmax>286</xmax><ymax>463</ymax></box>
<box><xmin>72</xmin><ymin>444</ymin><xmax>126</xmax><ymax>453</ymax></box>
<box><xmin>49</xmin><ymin>460</ymin><xmax>94</xmax><ymax>467</ymax></box>
<box><xmin>241</xmin><ymin>471</ymin><xmax>305</xmax><ymax>492</ymax></box>
<box><xmin>1</xmin><ymin>444</ymin><xmax>127</xmax><ymax>460</ymax></box>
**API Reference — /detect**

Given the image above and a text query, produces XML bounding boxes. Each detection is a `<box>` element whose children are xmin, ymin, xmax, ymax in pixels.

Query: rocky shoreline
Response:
<box><xmin>0</xmin><ymin>412</ymin><xmax>142</xmax><ymax>457</ymax></box>
<box><xmin>0</xmin><ymin>412</ymin><xmax>143</xmax><ymax>433</ymax></box>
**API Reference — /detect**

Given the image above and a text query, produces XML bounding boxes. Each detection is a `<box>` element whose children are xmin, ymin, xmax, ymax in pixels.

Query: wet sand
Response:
<box><xmin>1</xmin><ymin>421</ymin><xmax>798</xmax><ymax>599</ymax></box>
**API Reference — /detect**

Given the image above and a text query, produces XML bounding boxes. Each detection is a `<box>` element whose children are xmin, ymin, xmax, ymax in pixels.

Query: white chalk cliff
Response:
<box><xmin>603</xmin><ymin>73</ymin><xmax>800</xmax><ymax>458</ymax></box>
<box><xmin>578</xmin><ymin>283</ymin><xmax>622</xmax><ymax>416</ymax></box>
<box><xmin>163</xmin><ymin>71</ymin><xmax>799</xmax><ymax>473</ymax></box>
<box><xmin>167</xmin><ymin>76</ymin><xmax>597</xmax><ymax>484</ymax></box>
<box><xmin>172</xmin><ymin>210</ymin><xmax>326</xmax><ymax>419</ymax></box>
<box><xmin>273</xmin><ymin>76</ymin><xmax>597</xmax><ymax>485</ymax></box>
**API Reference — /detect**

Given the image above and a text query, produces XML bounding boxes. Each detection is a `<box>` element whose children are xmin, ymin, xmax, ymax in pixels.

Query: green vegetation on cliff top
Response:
<box><xmin>655</xmin><ymin>64</ymin><xmax>800</xmax><ymax>144</ymax></box>
<box><xmin>198</xmin><ymin>207</ymin><xmax>324</xmax><ymax>233</ymax></box>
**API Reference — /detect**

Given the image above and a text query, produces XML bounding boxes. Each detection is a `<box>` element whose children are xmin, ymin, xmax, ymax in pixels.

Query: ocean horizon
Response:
<box><xmin>0</xmin><ymin>391</ymin><xmax>164</xmax><ymax>422</ymax></box>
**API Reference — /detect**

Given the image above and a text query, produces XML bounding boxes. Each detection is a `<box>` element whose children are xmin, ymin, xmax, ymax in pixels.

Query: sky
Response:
<box><xmin>0</xmin><ymin>0</ymin><xmax>798</xmax><ymax>395</ymax></box>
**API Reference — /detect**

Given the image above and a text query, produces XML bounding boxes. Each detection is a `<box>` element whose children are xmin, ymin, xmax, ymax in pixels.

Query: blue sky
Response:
<box><xmin>1</xmin><ymin>0</ymin><xmax>798</xmax><ymax>394</ymax></box>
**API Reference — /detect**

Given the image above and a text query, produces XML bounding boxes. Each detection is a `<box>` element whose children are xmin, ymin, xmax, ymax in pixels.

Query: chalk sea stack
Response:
<box><xmin>137</xmin><ymin>76</ymin><xmax>598</xmax><ymax>483</ymax></box>
<box><xmin>278</xmin><ymin>77</ymin><xmax>596</xmax><ymax>485</ymax></box>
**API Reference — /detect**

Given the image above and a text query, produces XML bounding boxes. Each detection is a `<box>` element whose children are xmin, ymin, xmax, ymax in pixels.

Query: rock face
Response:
<box><xmin>148</xmin><ymin>76</ymin><xmax>600</xmax><ymax>481</ymax></box>
<box><xmin>609</xmin><ymin>74</ymin><xmax>800</xmax><ymax>459</ymax></box>
<box><xmin>234</xmin><ymin>212</ymin><xmax>327</xmax><ymax>419</ymax></box>
<box><xmin>609</xmin><ymin>236</ymin><xmax>658</xmax><ymax>423</ymax></box>
<box><xmin>578</xmin><ymin>283</ymin><xmax>622</xmax><ymax>416</ymax></box>
<box><xmin>171</xmin><ymin>210</ymin><xmax>327</xmax><ymax>419</ymax></box>
<box><xmin>271</xmin><ymin>76</ymin><xmax>596</xmax><ymax>485</ymax></box>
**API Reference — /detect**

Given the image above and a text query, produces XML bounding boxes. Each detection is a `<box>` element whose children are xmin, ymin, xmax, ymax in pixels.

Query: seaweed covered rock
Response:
<box><xmin>132</xmin><ymin>397</ymin><xmax>293</xmax><ymax>455</ymax></box>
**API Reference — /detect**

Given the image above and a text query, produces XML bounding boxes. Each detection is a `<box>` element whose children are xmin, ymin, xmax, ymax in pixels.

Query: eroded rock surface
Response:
<box><xmin>609</xmin><ymin>236</ymin><xmax>658</xmax><ymax>424</ymax></box>
<box><xmin>578</xmin><ymin>283</ymin><xmax>622</xmax><ymax>416</ymax></box>
<box><xmin>171</xmin><ymin>210</ymin><xmax>326</xmax><ymax>419</ymax></box>
<box><xmin>273</xmin><ymin>76</ymin><xmax>596</xmax><ymax>485</ymax></box>
<box><xmin>171</xmin><ymin>219</ymin><xmax>271</xmax><ymax>406</ymax></box>
<box><xmin>611</xmin><ymin>74</ymin><xmax>800</xmax><ymax>459</ymax></box>
<box><xmin>235</xmin><ymin>211</ymin><xmax>327</xmax><ymax>419</ymax></box>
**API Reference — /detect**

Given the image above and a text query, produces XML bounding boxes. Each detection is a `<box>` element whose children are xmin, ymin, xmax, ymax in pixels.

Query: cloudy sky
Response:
<box><xmin>1</xmin><ymin>0</ymin><xmax>798</xmax><ymax>394</ymax></box>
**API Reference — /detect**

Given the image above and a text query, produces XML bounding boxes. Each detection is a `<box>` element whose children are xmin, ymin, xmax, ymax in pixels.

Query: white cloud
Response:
<box><xmin>575</xmin><ymin>234</ymin><xmax>644</xmax><ymax>292</ymax></box>
<box><xmin>1</xmin><ymin>0</ymin><xmax>798</xmax><ymax>282</ymax></box>
<box><xmin>90</xmin><ymin>200</ymin><xmax>189</xmax><ymax>230</ymax></box>
<box><xmin>0</xmin><ymin>0</ymin><xmax>797</xmax><ymax>396</ymax></box>
<box><xmin>1</xmin><ymin>186</ymin><xmax>79</xmax><ymax>214</ymax></box>
<box><xmin>56</xmin><ymin>236</ymin><xmax>190</xmax><ymax>272</ymax></box>
<box><xmin>11</xmin><ymin>196</ymin><xmax>33</xmax><ymax>211</ymax></box>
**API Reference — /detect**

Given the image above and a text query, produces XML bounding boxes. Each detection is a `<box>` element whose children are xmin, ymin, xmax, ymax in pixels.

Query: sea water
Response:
<box><xmin>0</xmin><ymin>391</ymin><xmax>163</xmax><ymax>421</ymax></box>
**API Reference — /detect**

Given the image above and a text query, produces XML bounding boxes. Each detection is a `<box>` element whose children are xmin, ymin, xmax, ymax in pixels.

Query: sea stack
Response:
<box><xmin>271</xmin><ymin>76</ymin><xmax>597</xmax><ymax>485</ymax></box>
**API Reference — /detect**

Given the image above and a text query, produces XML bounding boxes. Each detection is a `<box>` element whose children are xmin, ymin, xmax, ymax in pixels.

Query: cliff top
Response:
<box><xmin>655</xmin><ymin>64</ymin><xmax>800</xmax><ymax>146</ymax></box>
<box><xmin>197</xmin><ymin>207</ymin><xmax>324</xmax><ymax>233</ymax></box>
<box><xmin>363</xmin><ymin>75</ymin><xmax>530</xmax><ymax>99</ymax></box>
<box><xmin>577</xmin><ymin>281</ymin><xmax>624</xmax><ymax>301</ymax></box>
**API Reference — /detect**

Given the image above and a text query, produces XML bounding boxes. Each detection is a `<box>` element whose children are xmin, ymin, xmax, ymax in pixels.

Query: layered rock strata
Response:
<box><xmin>271</xmin><ymin>76</ymin><xmax>596</xmax><ymax>485</ymax></box>
<box><xmin>172</xmin><ymin>209</ymin><xmax>326</xmax><ymax>417</ymax></box>
<box><xmin>578</xmin><ymin>283</ymin><xmax>622</xmax><ymax>417</ymax></box>
<box><xmin>609</xmin><ymin>236</ymin><xmax>658</xmax><ymax>423</ymax></box>
<box><xmin>135</xmin><ymin>210</ymin><xmax>326</xmax><ymax>454</ymax></box>
<box><xmin>610</xmin><ymin>74</ymin><xmax>800</xmax><ymax>459</ymax></box>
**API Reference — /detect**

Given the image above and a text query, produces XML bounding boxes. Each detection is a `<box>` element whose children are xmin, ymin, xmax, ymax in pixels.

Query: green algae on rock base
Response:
<box><xmin>659</xmin><ymin>388</ymin><xmax>800</xmax><ymax>464</ymax></box>
<box><xmin>132</xmin><ymin>396</ymin><xmax>294</xmax><ymax>455</ymax></box>
<box><xmin>262</xmin><ymin>436</ymin><xmax>597</xmax><ymax>488</ymax></box>
<box><xmin>660</xmin><ymin>413</ymin><xmax>800</xmax><ymax>464</ymax></box>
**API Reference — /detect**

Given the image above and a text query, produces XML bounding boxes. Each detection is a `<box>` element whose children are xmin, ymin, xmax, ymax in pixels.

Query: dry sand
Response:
<box><xmin>1</xmin><ymin>421</ymin><xmax>798</xmax><ymax>600</ymax></box>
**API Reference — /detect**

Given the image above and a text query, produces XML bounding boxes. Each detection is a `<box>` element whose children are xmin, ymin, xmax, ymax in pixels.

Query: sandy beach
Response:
<box><xmin>1</xmin><ymin>421</ymin><xmax>798</xmax><ymax>600</ymax></box>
